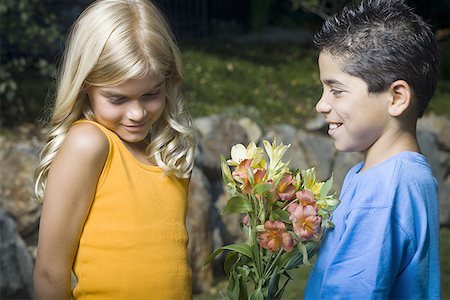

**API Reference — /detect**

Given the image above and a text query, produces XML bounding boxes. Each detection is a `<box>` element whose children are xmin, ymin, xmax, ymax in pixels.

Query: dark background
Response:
<box><xmin>1</xmin><ymin>0</ymin><xmax>449</xmax><ymax>128</ymax></box>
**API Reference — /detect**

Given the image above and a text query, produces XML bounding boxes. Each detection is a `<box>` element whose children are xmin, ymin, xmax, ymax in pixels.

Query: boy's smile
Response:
<box><xmin>316</xmin><ymin>51</ymin><xmax>392</xmax><ymax>154</ymax></box>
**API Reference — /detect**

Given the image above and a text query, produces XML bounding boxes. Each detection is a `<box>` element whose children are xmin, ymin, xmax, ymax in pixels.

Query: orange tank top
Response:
<box><xmin>72</xmin><ymin>120</ymin><xmax>192</xmax><ymax>299</ymax></box>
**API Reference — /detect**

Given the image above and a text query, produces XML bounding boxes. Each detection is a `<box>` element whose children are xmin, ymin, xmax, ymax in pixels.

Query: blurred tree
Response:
<box><xmin>291</xmin><ymin>0</ymin><xmax>351</xmax><ymax>19</ymax></box>
<box><xmin>249</xmin><ymin>0</ymin><xmax>273</xmax><ymax>31</ymax></box>
<box><xmin>0</xmin><ymin>0</ymin><xmax>63</xmax><ymax>127</ymax></box>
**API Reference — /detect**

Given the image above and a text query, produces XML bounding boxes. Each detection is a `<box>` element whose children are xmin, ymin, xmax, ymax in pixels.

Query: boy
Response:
<box><xmin>305</xmin><ymin>0</ymin><xmax>440</xmax><ymax>299</ymax></box>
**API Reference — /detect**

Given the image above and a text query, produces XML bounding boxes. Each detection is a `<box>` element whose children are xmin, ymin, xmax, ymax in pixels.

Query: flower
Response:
<box><xmin>258</xmin><ymin>221</ymin><xmax>294</xmax><ymax>252</ymax></box>
<box><xmin>289</xmin><ymin>203</ymin><xmax>322</xmax><ymax>241</ymax></box>
<box><xmin>276</xmin><ymin>173</ymin><xmax>296</xmax><ymax>201</ymax></box>
<box><xmin>205</xmin><ymin>140</ymin><xmax>339</xmax><ymax>300</ymax></box>
<box><xmin>296</xmin><ymin>190</ymin><xmax>316</xmax><ymax>208</ymax></box>
<box><xmin>228</xmin><ymin>142</ymin><xmax>266</xmax><ymax>169</ymax></box>
<box><xmin>302</xmin><ymin>167</ymin><xmax>324</xmax><ymax>197</ymax></box>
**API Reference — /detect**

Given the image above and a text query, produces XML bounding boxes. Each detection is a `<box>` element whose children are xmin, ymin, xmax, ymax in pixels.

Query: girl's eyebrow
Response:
<box><xmin>100</xmin><ymin>80</ymin><xmax>165</xmax><ymax>96</ymax></box>
<box><xmin>145</xmin><ymin>80</ymin><xmax>164</xmax><ymax>92</ymax></box>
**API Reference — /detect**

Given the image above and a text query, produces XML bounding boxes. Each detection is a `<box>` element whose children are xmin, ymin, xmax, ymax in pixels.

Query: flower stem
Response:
<box><xmin>263</xmin><ymin>249</ymin><xmax>283</xmax><ymax>279</ymax></box>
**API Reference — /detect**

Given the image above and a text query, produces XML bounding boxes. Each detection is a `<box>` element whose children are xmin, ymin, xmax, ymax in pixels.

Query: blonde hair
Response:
<box><xmin>34</xmin><ymin>0</ymin><xmax>195</xmax><ymax>202</ymax></box>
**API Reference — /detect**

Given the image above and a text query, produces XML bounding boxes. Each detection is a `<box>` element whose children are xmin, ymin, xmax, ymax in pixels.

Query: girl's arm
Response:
<box><xmin>34</xmin><ymin>123</ymin><xmax>108</xmax><ymax>300</ymax></box>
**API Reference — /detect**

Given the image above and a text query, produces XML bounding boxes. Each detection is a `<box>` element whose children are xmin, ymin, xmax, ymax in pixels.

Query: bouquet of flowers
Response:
<box><xmin>204</xmin><ymin>140</ymin><xmax>339</xmax><ymax>300</ymax></box>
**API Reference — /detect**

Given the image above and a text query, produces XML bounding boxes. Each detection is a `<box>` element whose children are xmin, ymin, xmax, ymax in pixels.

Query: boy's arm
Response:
<box><xmin>33</xmin><ymin>123</ymin><xmax>108</xmax><ymax>300</ymax></box>
<box><xmin>319</xmin><ymin>206</ymin><xmax>413</xmax><ymax>298</ymax></box>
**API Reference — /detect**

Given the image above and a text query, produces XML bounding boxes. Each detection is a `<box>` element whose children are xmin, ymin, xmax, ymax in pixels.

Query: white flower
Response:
<box><xmin>227</xmin><ymin>142</ymin><xmax>266</xmax><ymax>169</ymax></box>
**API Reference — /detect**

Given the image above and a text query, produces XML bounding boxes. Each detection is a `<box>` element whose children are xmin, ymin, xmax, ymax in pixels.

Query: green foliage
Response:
<box><xmin>0</xmin><ymin>0</ymin><xmax>62</xmax><ymax>127</ymax></box>
<box><xmin>182</xmin><ymin>40</ymin><xmax>322</xmax><ymax>129</ymax></box>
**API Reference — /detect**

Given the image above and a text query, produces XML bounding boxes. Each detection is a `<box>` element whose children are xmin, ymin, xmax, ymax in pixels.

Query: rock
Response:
<box><xmin>262</xmin><ymin>124</ymin><xmax>308</xmax><ymax>170</ymax></box>
<box><xmin>238</xmin><ymin>117</ymin><xmax>262</xmax><ymax>143</ymax></box>
<box><xmin>0</xmin><ymin>208</ymin><xmax>34</xmax><ymax>299</ymax></box>
<box><xmin>0</xmin><ymin>136</ymin><xmax>41</xmax><ymax>244</ymax></box>
<box><xmin>214</xmin><ymin>190</ymin><xmax>247</xmax><ymax>245</ymax></box>
<box><xmin>418</xmin><ymin>129</ymin><xmax>450</xmax><ymax>226</ymax></box>
<box><xmin>418</xmin><ymin>114</ymin><xmax>450</xmax><ymax>151</ymax></box>
<box><xmin>187</xmin><ymin>167</ymin><xmax>214</xmax><ymax>294</ymax></box>
<box><xmin>297</xmin><ymin>130</ymin><xmax>336</xmax><ymax>181</ymax></box>
<box><xmin>196</xmin><ymin>116</ymin><xmax>248</xmax><ymax>181</ymax></box>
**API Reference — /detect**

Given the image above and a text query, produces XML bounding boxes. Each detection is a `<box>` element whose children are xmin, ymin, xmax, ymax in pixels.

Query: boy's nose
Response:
<box><xmin>316</xmin><ymin>94</ymin><xmax>331</xmax><ymax>114</ymax></box>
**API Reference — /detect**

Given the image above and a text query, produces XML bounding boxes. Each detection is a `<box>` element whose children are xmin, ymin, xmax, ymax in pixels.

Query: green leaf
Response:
<box><xmin>221</xmin><ymin>155</ymin><xmax>235</xmax><ymax>186</ymax></box>
<box><xmin>274</xmin><ymin>272</ymin><xmax>292</xmax><ymax>300</ymax></box>
<box><xmin>254</xmin><ymin>182</ymin><xmax>272</xmax><ymax>195</ymax></box>
<box><xmin>238</xmin><ymin>271</ymin><xmax>249</xmax><ymax>300</ymax></box>
<box><xmin>298</xmin><ymin>242</ymin><xmax>313</xmax><ymax>268</ymax></box>
<box><xmin>250</xmin><ymin>287</ymin><xmax>264</xmax><ymax>300</ymax></box>
<box><xmin>267</xmin><ymin>266</ymin><xmax>280</xmax><ymax>299</ymax></box>
<box><xmin>224</xmin><ymin>251</ymin><xmax>239</xmax><ymax>277</ymax></box>
<box><xmin>223</xmin><ymin>196</ymin><xmax>253</xmax><ymax>214</ymax></box>
<box><xmin>320</xmin><ymin>176</ymin><xmax>333</xmax><ymax>199</ymax></box>
<box><xmin>203</xmin><ymin>243</ymin><xmax>253</xmax><ymax>268</ymax></box>
<box><xmin>270</xmin><ymin>208</ymin><xmax>290</xmax><ymax>223</ymax></box>
<box><xmin>284</xmin><ymin>241</ymin><xmax>320</xmax><ymax>269</ymax></box>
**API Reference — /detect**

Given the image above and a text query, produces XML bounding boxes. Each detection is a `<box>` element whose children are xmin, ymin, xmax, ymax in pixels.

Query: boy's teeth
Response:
<box><xmin>329</xmin><ymin>123</ymin><xmax>340</xmax><ymax>130</ymax></box>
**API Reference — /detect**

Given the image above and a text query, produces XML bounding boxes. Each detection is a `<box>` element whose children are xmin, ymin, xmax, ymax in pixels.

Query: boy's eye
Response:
<box><xmin>331</xmin><ymin>89</ymin><xmax>343</xmax><ymax>96</ymax></box>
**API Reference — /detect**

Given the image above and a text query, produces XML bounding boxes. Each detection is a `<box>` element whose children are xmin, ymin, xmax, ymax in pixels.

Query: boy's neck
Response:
<box><xmin>361</xmin><ymin>123</ymin><xmax>420</xmax><ymax>172</ymax></box>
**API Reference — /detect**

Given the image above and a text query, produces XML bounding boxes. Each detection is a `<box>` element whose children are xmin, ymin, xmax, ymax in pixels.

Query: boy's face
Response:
<box><xmin>316</xmin><ymin>51</ymin><xmax>391</xmax><ymax>153</ymax></box>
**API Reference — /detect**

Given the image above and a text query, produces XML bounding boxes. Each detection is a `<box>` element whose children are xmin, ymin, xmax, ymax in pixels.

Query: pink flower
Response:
<box><xmin>242</xmin><ymin>214</ymin><xmax>250</xmax><ymax>227</ymax></box>
<box><xmin>276</xmin><ymin>174</ymin><xmax>296</xmax><ymax>201</ymax></box>
<box><xmin>258</xmin><ymin>221</ymin><xmax>294</xmax><ymax>252</ymax></box>
<box><xmin>288</xmin><ymin>203</ymin><xmax>322</xmax><ymax>241</ymax></box>
<box><xmin>296</xmin><ymin>190</ymin><xmax>316</xmax><ymax>208</ymax></box>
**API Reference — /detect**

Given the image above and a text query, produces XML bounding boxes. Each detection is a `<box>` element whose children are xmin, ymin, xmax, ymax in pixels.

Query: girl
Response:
<box><xmin>33</xmin><ymin>0</ymin><xmax>195</xmax><ymax>299</ymax></box>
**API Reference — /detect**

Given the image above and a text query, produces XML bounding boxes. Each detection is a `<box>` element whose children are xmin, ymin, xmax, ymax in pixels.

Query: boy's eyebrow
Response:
<box><xmin>322</xmin><ymin>79</ymin><xmax>346</xmax><ymax>87</ymax></box>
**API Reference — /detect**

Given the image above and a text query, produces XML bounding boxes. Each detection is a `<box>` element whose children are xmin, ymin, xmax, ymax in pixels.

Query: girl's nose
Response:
<box><xmin>126</xmin><ymin>101</ymin><xmax>147</xmax><ymax>121</ymax></box>
<box><xmin>315</xmin><ymin>93</ymin><xmax>332</xmax><ymax>114</ymax></box>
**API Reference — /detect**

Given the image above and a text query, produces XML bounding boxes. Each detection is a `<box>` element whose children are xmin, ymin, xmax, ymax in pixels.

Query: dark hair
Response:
<box><xmin>313</xmin><ymin>0</ymin><xmax>438</xmax><ymax>117</ymax></box>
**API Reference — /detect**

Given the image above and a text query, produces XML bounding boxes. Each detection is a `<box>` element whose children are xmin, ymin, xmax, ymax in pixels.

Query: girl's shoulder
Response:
<box><xmin>64</xmin><ymin>121</ymin><xmax>109</xmax><ymax>161</ymax></box>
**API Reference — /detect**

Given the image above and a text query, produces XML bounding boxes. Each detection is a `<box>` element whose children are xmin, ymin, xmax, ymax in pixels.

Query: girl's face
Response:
<box><xmin>87</xmin><ymin>74</ymin><xmax>165</xmax><ymax>147</ymax></box>
<box><xmin>315</xmin><ymin>52</ymin><xmax>391</xmax><ymax>153</ymax></box>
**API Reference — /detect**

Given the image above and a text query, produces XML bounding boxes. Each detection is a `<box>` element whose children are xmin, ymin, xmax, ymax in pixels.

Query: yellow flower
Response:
<box><xmin>263</xmin><ymin>140</ymin><xmax>290</xmax><ymax>181</ymax></box>
<box><xmin>302</xmin><ymin>167</ymin><xmax>323</xmax><ymax>197</ymax></box>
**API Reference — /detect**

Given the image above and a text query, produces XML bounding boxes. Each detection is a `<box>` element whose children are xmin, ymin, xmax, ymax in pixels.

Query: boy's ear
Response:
<box><xmin>388</xmin><ymin>80</ymin><xmax>411</xmax><ymax>117</ymax></box>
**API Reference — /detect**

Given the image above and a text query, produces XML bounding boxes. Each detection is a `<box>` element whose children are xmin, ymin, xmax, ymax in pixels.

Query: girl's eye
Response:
<box><xmin>143</xmin><ymin>90</ymin><xmax>161</xmax><ymax>99</ymax></box>
<box><xmin>108</xmin><ymin>97</ymin><xmax>126</xmax><ymax>104</ymax></box>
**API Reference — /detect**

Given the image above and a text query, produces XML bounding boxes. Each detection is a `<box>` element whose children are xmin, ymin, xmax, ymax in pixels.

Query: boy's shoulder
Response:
<box><xmin>352</xmin><ymin>152</ymin><xmax>433</xmax><ymax>181</ymax></box>
<box><xmin>344</xmin><ymin>152</ymin><xmax>436</xmax><ymax>207</ymax></box>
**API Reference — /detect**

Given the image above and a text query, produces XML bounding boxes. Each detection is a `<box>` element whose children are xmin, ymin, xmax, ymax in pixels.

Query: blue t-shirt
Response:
<box><xmin>305</xmin><ymin>152</ymin><xmax>440</xmax><ymax>299</ymax></box>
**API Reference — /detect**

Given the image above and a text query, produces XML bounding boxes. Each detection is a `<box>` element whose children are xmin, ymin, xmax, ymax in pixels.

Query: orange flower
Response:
<box><xmin>288</xmin><ymin>203</ymin><xmax>321</xmax><ymax>241</ymax></box>
<box><xmin>242</xmin><ymin>168</ymin><xmax>266</xmax><ymax>194</ymax></box>
<box><xmin>233</xmin><ymin>159</ymin><xmax>253</xmax><ymax>184</ymax></box>
<box><xmin>258</xmin><ymin>221</ymin><xmax>294</xmax><ymax>252</ymax></box>
<box><xmin>276</xmin><ymin>174</ymin><xmax>296</xmax><ymax>201</ymax></box>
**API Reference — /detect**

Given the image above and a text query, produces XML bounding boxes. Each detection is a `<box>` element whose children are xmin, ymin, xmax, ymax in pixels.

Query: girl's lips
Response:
<box><xmin>123</xmin><ymin>123</ymin><xmax>146</xmax><ymax>131</ymax></box>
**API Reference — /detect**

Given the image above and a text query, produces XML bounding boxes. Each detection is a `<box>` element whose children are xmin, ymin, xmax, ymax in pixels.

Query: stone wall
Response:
<box><xmin>1</xmin><ymin>114</ymin><xmax>449</xmax><ymax>297</ymax></box>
